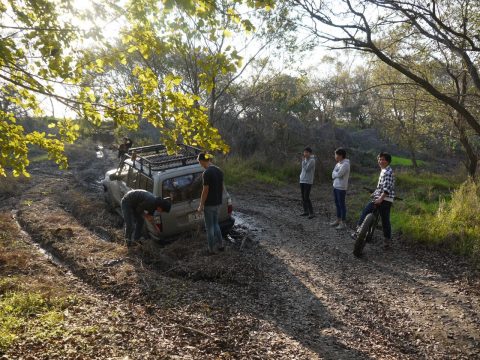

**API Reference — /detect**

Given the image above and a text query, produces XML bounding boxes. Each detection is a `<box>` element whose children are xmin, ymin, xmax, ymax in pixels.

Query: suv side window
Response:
<box><xmin>162</xmin><ymin>172</ymin><xmax>203</xmax><ymax>204</ymax></box>
<box><xmin>126</xmin><ymin>166</ymin><xmax>138</xmax><ymax>188</ymax></box>
<box><xmin>126</xmin><ymin>166</ymin><xmax>153</xmax><ymax>192</ymax></box>
<box><xmin>139</xmin><ymin>173</ymin><xmax>154</xmax><ymax>192</ymax></box>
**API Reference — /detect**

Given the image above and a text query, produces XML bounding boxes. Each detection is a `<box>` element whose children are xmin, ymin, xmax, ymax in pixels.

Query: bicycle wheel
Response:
<box><xmin>353</xmin><ymin>213</ymin><xmax>375</xmax><ymax>257</ymax></box>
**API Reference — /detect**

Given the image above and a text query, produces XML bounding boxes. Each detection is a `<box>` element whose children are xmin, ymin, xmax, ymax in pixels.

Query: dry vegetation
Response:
<box><xmin>1</xmin><ymin>142</ymin><xmax>479</xmax><ymax>359</ymax></box>
<box><xmin>0</xmin><ymin>148</ymin><xmax>317</xmax><ymax>359</ymax></box>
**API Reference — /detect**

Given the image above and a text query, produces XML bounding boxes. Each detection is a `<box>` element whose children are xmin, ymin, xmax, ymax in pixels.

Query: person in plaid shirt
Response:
<box><xmin>352</xmin><ymin>152</ymin><xmax>396</xmax><ymax>248</ymax></box>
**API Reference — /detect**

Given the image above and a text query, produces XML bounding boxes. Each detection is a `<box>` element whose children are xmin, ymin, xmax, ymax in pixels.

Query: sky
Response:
<box><xmin>40</xmin><ymin>0</ymin><xmax>125</xmax><ymax>118</ymax></box>
<box><xmin>42</xmin><ymin>0</ymin><xmax>362</xmax><ymax>119</ymax></box>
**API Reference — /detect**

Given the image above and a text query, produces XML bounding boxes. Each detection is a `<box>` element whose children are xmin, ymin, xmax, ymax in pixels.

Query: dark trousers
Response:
<box><xmin>300</xmin><ymin>183</ymin><xmax>313</xmax><ymax>215</ymax></box>
<box><xmin>121</xmin><ymin>201</ymin><xmax>145</xmax><ymax>243</ymax></box>
<box><xmin>357</xmin><ymin>201</ymin><xmax>392</xmax><ymax>239</ymax></box>
<box><xmin>333</xmin><ymin>188</ymin><xmax>347</xmax><ymax>221</ymax></box>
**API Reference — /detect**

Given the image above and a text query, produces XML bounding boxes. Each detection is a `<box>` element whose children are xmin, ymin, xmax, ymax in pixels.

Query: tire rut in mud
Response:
<box><xmin>233</xmin><ymin>186</ymin><xmax>480</xmax><ymax>359</ymax></box>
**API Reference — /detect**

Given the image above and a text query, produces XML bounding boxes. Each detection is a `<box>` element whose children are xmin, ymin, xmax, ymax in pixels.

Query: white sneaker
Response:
<box><xmin>329</xmin><ymin>220</ymin><xmax>340</xmax><ymax>227</ymax></box>
<box><xmin>335</xmin><ymin>223</ymin><xmax>346</xmax><ymax>230</ymax></box>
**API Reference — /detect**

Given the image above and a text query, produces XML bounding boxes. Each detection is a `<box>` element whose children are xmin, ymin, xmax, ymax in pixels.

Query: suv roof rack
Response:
<box><xmin>123</xmin><ymin>143</ymin><xmax>202</xmax><ymax>177</ymax></box>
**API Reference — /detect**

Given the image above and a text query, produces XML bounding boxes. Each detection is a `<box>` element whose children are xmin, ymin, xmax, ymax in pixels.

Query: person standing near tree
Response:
<box><xmin>197</xmin><ymin>152</ymin><xmax>225</xmax><ymax>254</ymax></box>
<box><xmin>330</xmin><ymin>148</ymin><xmax>350</xmax><ymax>230</ymax></box>
<box><xmin>299</xmin><ymin>146</ymin><xmax>316</xmax><ymax>219</ymax></box>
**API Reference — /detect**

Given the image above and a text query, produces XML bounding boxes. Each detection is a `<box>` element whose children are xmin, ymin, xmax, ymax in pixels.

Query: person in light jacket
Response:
<box><xmin>299</xmin><ymin>147</ymin><xmax>316</xmax><ymax>219</ymax></box>
<box><xmin>330</xmin><ymin>148</ymin><xmax>350</xmax><ymax>230</ymax></box>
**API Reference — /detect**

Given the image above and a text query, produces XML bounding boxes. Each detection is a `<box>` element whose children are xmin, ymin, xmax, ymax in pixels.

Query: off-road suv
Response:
<box><xmin>102</xmin><ymin>143</ymin><xmax>234</xmax><ymax>239</ymax></box>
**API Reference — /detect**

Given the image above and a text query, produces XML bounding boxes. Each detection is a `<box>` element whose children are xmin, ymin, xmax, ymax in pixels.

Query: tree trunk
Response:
<box><xmin>209</xmin><ymin>80</ymin><xmax>216</xmax><ymax>126</ymax></box>
<box><xmin>409</xmin><ymin>149</ymin><xmax>419</xmax><ymax>173</ymax></box>
<box><xmin>458</xmin><ymin>126</ymin><xmax>478</xmax><ymax>178</ymax></box>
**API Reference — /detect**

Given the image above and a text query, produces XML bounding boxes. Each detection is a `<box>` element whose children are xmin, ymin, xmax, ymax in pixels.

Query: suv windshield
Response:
<box><xmin>162</xmin><ymin>172</ymin><xmax>203</xmax><ymax>204</ymax></box>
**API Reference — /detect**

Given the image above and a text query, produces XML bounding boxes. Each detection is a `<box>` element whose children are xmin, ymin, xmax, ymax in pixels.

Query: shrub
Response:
<box><xmin>401</xmin><ymin>179</ymin><xmax>480</xmax><ymax>261</ymax></box>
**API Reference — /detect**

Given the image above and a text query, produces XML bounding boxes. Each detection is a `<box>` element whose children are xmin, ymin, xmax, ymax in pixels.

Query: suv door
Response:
<box><xmin>159</xmin><ymin>171</ymin><xmax>204</xmax><ymax>236</ymax></box>
<box><xmin>104</xmin><ymin>166</ymin><xmax>130</xmax><ymax>209</ymax></box>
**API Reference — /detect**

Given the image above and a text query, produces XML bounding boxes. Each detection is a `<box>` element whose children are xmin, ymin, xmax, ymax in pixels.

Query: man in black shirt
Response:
<box><xmin>197</xmin><ymin>153</ymin><xmax>224</xmax><ymax>254</ymax></box>
<box><xmin>121</xmin><ymin>189</ymin><xmax>171</xmax><ymax>246</ymax></box>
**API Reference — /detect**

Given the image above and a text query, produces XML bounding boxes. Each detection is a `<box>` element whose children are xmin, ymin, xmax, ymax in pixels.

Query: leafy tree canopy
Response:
<box><xmin>0</xmin><ymin>0</ymin><xmax>274</xmax><ymax>177</ymax></box>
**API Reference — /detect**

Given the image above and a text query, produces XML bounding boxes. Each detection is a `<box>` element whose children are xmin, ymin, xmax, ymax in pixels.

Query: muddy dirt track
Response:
<box><xmin>3</xmin><ymin>145</ymin><xmax>480</xmax><ymax>359</ymax></box>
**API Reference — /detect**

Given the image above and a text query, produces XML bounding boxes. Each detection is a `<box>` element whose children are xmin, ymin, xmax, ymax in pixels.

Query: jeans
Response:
<box><xmin>203</xmin><ymin>205</ymin><xmax>223</xmax><ymax>251</ymax></box>
<box><xmin>357</xmin><ymin>201</ymin><xmax>392</xmax><ymax>240</ymax></box>
<box><xmin>333</xmin><ymin>188</ymin><xmax>347</xmax><ymax>221</ymax></box>
<box><xmin>300</xmin><ymin>183</ymin><xmax>313</xmax><ymax>215</ymax></box>
<box><xmin>121</xmin><ymin>201</ymin><xmax>144</xmax><ymax>243</ymax></box>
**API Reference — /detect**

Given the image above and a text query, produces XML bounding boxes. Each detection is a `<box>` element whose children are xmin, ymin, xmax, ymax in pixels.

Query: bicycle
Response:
<box><xmin>353</xmin><ymin>187</ymin><xmax>402</xmax><ymax>257</ymax></box>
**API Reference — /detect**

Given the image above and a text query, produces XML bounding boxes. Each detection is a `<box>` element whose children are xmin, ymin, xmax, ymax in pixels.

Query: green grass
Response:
<box><xmin>349</xmin><ymin>172</ymin><xmax>377</xmax><ymax>182</ymax></box>
<box><xmin>391</xmin><ymin>155</ymin><xmax>426</xmax><ymax>167</ymax></box>
<box><xmin>219</xmin><ymin>156</ymin><xmax>298</xmax><ymax>186</ymax></box>
<box><xmin>396</xmin><ymin>172</ymin><xmax>455</xmax><ymax>190</ymax></box>
<box><xmin>351</xmin><ymin>167</ymin><xmax>479</xmax><ymax>263</ymax></box>
<box><xmin>219</xmin><ymin>156</ymin><xmax>479</xmax><ymax>262</ymax></box>
<box><xmin>29</xmin><ymin>153</ymin><xmax>50</xmax><ymax>163</ymax></box>
<box><xmin>414</xmin><ymin>180</ymin><xmax>480</xmax><ymax>256</ymax></box>
<box><xmin>0</xmin><ymin>290</ymin><xmax>75</xmax><ymax>351</ymax></box>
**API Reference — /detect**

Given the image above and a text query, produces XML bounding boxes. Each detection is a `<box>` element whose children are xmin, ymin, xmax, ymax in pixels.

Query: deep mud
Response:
<box><xmin>2</xmin><ymin>143</ymin><xmax>480</xmax><ymax>359</ymax></box>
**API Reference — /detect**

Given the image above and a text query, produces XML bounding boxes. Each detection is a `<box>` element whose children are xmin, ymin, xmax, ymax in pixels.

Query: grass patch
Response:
<box><xmin>0</xmin><ymin>290</ymin><xmax>76</xmax><ymax>351</ymax></box>
<box><xmin>391</xmin><ymin>156</ymin><xmax>426</xmax><ymax>167</ymax></box>
<box><xmin>349</xmin><ymin>169</ymin><xmax>480</xmax><ymax>262</ymax></box>
<box><xmin>219</xmin><ymin>156</ymin><xmax>298</xmax><ymax>186</ymax></box>
<box><xmin>349</xmin><ymin>172</ymin><xmax>377</xmax><ymax>182</ymax></box>
<box><xmin>399</xmin><ymin>180</ymin><xmax>480</xmax><ymax>259</ymax></box>
<box><xmin>0</xmin><ymin>212</ymin><xmax>78</xmax><ymax>352</ymax></box>
<box><xmin>29</xmin><ymin>152</ymin><xmax>50</xmax><ymax>163</ymax></box>
<box><xmin>396</xmin><ymin>171</ymin><xmax>456</xmax><ymax>191</ymax></box>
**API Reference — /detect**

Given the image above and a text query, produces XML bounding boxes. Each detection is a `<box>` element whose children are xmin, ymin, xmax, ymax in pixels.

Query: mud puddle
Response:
<box><xmin>225</xmin><ymin>211</ymin><xmax>262</xmax><ymax>249</ymax></box>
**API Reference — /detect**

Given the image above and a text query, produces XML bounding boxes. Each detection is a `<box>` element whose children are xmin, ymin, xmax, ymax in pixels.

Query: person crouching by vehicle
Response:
<box><xmin>352</xmin><ymin>152</ymin><xmax>395</xmax><ymax>248</ymax></box>
<box><xmin>121</xmin><ymin>189</ymin><xmax>171</xmax><ymax>247</ymax></box>
<box><xmin>299</xmin><ymin>147</ymin><xmax>316</xmax><ymax>219</ymax></box>
<box><xmin>197</xmin><ymin>152</ymin><xmax>225</xmax><ymax>255</ymax></box>
<box><xmin>330</xmin><ymin>148</ymin><xmax>350</xmax><ymax>230</ymax></box>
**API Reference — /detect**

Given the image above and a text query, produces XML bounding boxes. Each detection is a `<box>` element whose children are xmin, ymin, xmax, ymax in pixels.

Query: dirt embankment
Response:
<box><xmin>2</xmin><ymin>144</ymin><xmax>479</xmax><ymax>359</ymax></box>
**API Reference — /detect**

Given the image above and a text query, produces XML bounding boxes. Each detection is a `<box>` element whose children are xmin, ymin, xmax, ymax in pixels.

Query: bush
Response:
<box><xmin>401</xmin><ymin>179</ymin><xmax>480</xmax><ymax>261</ymax></box>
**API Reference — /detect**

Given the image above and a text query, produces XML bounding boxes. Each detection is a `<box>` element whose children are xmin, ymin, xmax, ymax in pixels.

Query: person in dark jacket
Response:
<box><xmin>121</xmin><ymin>189</ymin><xmax>171</xmax><ymax>246</ymax></box>
<box><xmin>118</xmin><ymin>137</ymin><xmax>133</xmax><ymax>158</ymax></box>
